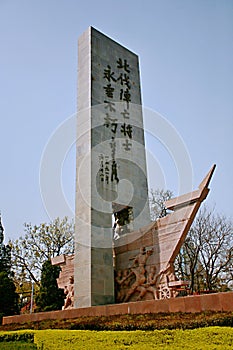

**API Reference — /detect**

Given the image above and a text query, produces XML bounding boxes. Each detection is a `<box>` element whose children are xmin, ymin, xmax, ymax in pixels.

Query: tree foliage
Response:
<box><xmin>149</xmin><ymin>188</ymin><xmax>173</xmax><ymax>221</ymax></box>
<box><xmin>0</xmin><ymin>271</ymin><xmax>19</xmax><ymax>318</ymax></box>
<box><xmin>175</xmin><ymin>206</ymin><xmax>233</xmax><ymax>293</ymax></box>
<box><xmin>9</xmin><ymin>217</ymin><xmax>74</xmax><ymax>285</ymax></box>
<box><xmin>0</xmin><ymin>241</ymin><xmax>12</xmax><ymax>276</ymax></box>
<box><xmin>0</xmin><ymin>219</ymin><xmax>19</xmax><ymax>318</ymax></box>
<box><xmin>35</xmin><ymin>260</ymin><xmax>64</xmax><ymax>312</ymax></box>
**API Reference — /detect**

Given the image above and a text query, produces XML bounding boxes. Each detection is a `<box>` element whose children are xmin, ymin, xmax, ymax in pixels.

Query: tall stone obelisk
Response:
<box><xmin>75</xmin><ymin>27</ymin><xmax>150</xmax><ymax>308</ymax></box>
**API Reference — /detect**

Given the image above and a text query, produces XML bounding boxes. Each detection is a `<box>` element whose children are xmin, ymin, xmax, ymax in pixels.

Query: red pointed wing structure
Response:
<box><xmin>114</xmin><ymin>165</ymin><xmax>216</xmax><ymax>300</ymax></box>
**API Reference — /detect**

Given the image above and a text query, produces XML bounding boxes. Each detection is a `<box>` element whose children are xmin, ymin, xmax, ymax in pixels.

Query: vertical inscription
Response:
<box><xmin>99</xmin><ymin>58</ymin><xmax>134</xmax><ymax>185</ymax></box>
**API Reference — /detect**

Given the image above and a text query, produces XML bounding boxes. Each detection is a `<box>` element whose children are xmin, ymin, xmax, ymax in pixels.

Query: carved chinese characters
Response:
<box><xmin>98</xmin><ymin>58</ymin><xmax>134</xmax><ymax>186</ymax></box>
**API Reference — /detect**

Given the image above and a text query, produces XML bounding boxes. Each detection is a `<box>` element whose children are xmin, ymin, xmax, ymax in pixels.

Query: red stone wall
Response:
<box><xmin>2</xmin><ymin>292</ymin><xmax>233</xmax><ymax>325</ymax></box>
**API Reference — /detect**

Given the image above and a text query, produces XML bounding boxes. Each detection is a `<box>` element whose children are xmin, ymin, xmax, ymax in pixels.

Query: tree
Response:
<box><xmin>0</xmin><ymin>240</ymin><xmax>12</xmax><ymax>276</ymax></box>
<box><xmin>35</xmin><ymin>260</ymin><xmax>64</xmax><ymax>311</ymax></box>
<box><xmin>0</xmin><ymin>271</ymin><xmax>19</xmax><ymax>317</ymax></box>
<box><xmin>149</xmin><ymin>188</ymin><xmax>173</xmax><ymax>221</ymax></box>
<box><xmin>175</xmin><ymin>206</ymin><xmax>233</xmax><ymax>293</ymax></box>
<box><xmin>0</xmin><ymin>216</ymin><xmax>19</xmax><ymax>317</ymax></box>
<box><xmin>0</xmin><ymin>216</ymin><xmax>12</xmax><ymax>275</ymax></box>
<box><xmin>9</xmin><ymin>217</ymin><xmax>74</xmax><ymax>286</ymax></box>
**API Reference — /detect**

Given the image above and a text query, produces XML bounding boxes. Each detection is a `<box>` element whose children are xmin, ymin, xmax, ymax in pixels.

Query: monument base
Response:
<box><xmin>2</xmin><ymin>291</ymin><xmax>233</xmax><ymax>325</ymax></box>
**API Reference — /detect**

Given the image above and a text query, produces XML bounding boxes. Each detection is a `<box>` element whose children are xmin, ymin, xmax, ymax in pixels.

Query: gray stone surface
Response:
<box><xmin>75</xmin><ymin>27</ymin><xmax>150</xmax><ymax>308</ymax></box>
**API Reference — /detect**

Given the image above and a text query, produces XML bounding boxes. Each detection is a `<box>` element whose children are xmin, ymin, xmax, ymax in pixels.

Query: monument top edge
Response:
<box><xmin>79</xmin><ymin>26</ymin><xmax>139</xmax><ymax>58</ymax></box>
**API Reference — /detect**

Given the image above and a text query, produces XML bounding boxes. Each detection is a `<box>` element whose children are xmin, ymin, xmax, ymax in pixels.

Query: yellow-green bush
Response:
<box><xmin>0</xmin><ymin>330</ymin><xmax>34</xmax><ymax>343</ymax></box>
<box><xmin>0</xmin><ymin>341</ymin><xmax>37</xmax><ymax>349</ymax></box>
<box><xmin>0</xmin><ymin>327</ymin><xmax>233</xmax><ymax>349</ymax></box>
<box><xmin>0</xmin><ymin>330</ymin><xmax>36</xmax><ymax>349</ymax></box>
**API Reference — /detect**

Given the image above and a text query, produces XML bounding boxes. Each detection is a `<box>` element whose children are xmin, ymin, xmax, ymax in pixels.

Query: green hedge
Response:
<box><xmin>1</xmin><ymin>312</ymin><xmax>233</xmax><ymax>331</ymax></box>
<box><xmin>0</xmin><ymin>327</ymin><xmax>233</xmax><ymax>349</ymax></box>
<box><xmin>0</xmin><ymin>330</ymin><xmax>34</xmax><ymax>343</ymax></box>
<box><xmin>0</xmin><ymin>342</ymin><xmax>37</xmax><ymax>349</ymax></box>
<box><xmin>68</xmin><ymin>312</ymin><xmax>233</xmax><ymax>331</ymax></box>
<box><xmin>0</xmin><ymin>331</ymin><xmax>36</xmax><ymax>349</ymax></box>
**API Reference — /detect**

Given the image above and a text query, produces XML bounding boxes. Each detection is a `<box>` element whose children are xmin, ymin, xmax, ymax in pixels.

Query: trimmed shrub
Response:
<box><xmin>0</xmin><ymin>327</ymin><xmax>233</xmax><ymax>349</ymax></box>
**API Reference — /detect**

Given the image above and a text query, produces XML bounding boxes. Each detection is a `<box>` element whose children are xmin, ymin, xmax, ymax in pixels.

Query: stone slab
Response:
<box><xmin>219</xmin><ymin>291</ymin><xmax>233</xmax><ymax>311</ymax></box>
<box><xmin>51</xmin><ymin>255</ymin><xmax>66</xmax><ymax>265</ymax></box>
<box><xmin>2</xmin><ymin>292</ymin><xmax>233</xmax><ymax>325</ymax></box>
<box><xmin>184</xmin><ymin>295</ymin><xmax>202</xmax><ymax>313</ymax></box>
<box><xmin>75</xmin><ymin>26</ymin><xmax>151</xmax><ymax>308</ymax></box>
<box><xmin>168</xmin><ymin>296</ymin><xmax>186</xmax><ymax>313</ymax></box>
<box><xmin>200</xmin><ymin>293</ymin><xmax>222</xmax><ymax>312</ymax></box>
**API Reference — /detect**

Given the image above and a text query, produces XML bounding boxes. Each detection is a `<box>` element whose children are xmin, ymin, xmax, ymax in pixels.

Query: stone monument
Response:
<box><xmin>3</xmin><ymin>28</ymin><xmax>230</xmax><ymax>326</ymax></box>
<box><xmin>74</xmin><ymin>27</ymin><xmax>150</xmax><ymax>308</ymax></box>
<box><xmin>52</xmin><ymin>27</ymin><xmax>216</xmax><ymax>310</ymax></box>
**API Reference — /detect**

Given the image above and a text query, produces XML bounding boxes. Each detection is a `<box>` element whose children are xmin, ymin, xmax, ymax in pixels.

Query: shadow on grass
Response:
<box><xmin>0</xmin><ymin>342</ymin><xmax>37</xmax><ymax>349</ymax></box>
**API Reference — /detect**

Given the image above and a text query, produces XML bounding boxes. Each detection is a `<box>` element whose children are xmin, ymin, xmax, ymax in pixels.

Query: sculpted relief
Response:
<box><xmin>115</xmin><ymin>247</ymin><xmax>185</xmax><ymax>303</ymax></box>
<box><xmin>63</xmin><ymin>275</ymin><xmax>74</xmax><ymax>310</ymax></box>
<box><xmin>51</xmin><ymin>166</ymin><xmax>215</xmax><ymax>308</ymax></box>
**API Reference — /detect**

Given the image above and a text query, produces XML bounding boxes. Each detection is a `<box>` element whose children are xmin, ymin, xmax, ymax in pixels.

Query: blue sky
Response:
<box><xmin>0</xmin><ymin>0</ymin><xmax>232</xmax><ymax>240</ymax></box>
